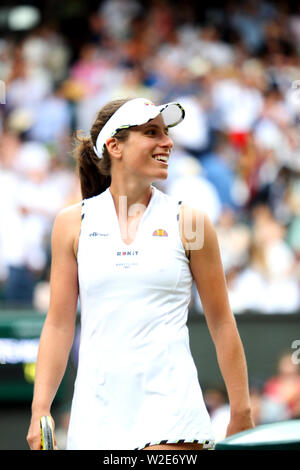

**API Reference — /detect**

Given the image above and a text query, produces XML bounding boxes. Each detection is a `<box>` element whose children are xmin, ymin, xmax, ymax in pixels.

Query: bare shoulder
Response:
<box><xmin>53</xmin><ymin>201</ymin><xmax>82</xmax><ymax>232</ymax></box>
<box><xmin>52</xmin><ymin>202</ymin><xmax>82</xmax><ymax>257</ymax></box>
<box><xmin>55</xmin><ymin>201</ymin><xmax>82</xmax><ymax>221</ymax></box>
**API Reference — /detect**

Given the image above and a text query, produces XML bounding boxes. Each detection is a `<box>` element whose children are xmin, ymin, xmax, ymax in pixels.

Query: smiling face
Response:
<box><xmin>110</xmin><ymin>114</ymin><xmax>174</xmax><ymax>184</ymax></box>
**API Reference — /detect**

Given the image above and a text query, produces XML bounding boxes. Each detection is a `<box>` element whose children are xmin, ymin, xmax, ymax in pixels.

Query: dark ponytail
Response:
<box><xmin>74</xmin><ymin>98</ymin><xmax>131</xmax><ymax>199</ymax></box>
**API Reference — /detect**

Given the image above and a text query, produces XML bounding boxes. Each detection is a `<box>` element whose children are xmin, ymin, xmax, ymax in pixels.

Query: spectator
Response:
<box><xmin>227</xmin><ymin>204</ymin><xmax>300</xmax><ymax>313</ymax></box>
<box><xmin>98</xmin><ymin>0</ymin><xmax>142</xmax><ymax>41</ymax></box>
<box><xmin>5</xmin><ymin>46</ymin><xmax>52</xmax><ymax>113</ymax></box>
<box><xmin>249</xmin><ymin>379</ymin><xmax>290</xmax><ymax>425</ymax></box>
<box><xmin>215</xmin><ymin>208</ymin><xmax>251</xmax><ymax>273</ymax></box>
<box><xmin>166</xmin><ymin>151</ymin><xmax>222</xmax><ymax>223</ymax></box>
<box><xmin>263</xmin><ymin>352</ymin><xmax>300</xmax><ymax>419</ymax></box>
<box><xmin>27</xmin><ymin>82</ymin><xmax>72</xmax><ymax>145</ymax></box>
<box><xmin>199</xmin><ymin>132</ymin><xmax>240</xmax><ymax>210</ymax></box>
<box><xmin>168</xmin><ymin>95</ymin><xmax>210</xmax><ymax>155</ymax></box>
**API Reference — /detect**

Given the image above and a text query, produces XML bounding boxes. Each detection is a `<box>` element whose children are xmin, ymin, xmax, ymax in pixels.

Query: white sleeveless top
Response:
<box><xmin>66</xmin><ymin>185</ymin><xmax>214</xmax><ymax>450</ymax></box>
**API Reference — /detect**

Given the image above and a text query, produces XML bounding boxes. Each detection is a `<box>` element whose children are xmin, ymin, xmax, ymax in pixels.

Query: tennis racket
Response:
<box><xmin>40</xmin><ymin>416</ymin><xmax>55</xmax><ymax>450</ymax></box>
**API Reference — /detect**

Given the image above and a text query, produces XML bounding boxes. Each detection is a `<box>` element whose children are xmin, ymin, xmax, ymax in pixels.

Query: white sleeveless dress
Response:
<box><xmin>66</xmin><ymin>185</ymin><xmax>214</xmax><ymax>450</ymax></box>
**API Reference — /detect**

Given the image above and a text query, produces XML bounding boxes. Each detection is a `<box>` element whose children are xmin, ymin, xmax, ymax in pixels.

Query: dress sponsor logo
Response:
<box><xmin>116</xmin><ymin>251</ymin><xmax>139</xmax><ymax>256</ymax></box>
<box><xmin>89</xmin><ymin>232</ymin><xmax>110</xmax><ymax>237</ymax></box>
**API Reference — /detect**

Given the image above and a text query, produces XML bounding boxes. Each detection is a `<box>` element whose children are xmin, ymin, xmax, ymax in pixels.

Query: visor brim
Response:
<box><xmin>159</xmin><ymin>102</ymin><xmax>185</xmax><ymax>128</ymax></box>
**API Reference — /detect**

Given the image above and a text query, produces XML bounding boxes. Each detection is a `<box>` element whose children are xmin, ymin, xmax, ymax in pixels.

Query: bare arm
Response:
<box><xmin>27</xmin><ymin>203</ymin><xmax>81</xmax><ymax>449</ymax></box>
<box><xmin>182</xmin><ymin>206</ymin><xmax>254</xmax><ymax>437</ymax></box>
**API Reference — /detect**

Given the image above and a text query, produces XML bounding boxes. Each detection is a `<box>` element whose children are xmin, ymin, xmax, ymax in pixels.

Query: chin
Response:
<box><xmin>145</xmin><ymin>170</ymin><xmax>168</xmax><ymax>184</ymax></box>
<box><xmin>154</xmin><ymin>170</ymin><xmax>168</xmax><ymax>180</ymax></box>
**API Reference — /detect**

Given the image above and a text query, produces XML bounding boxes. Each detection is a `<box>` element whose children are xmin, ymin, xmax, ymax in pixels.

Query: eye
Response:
<box><xmin>145</xmin><ymin>128</ymin><xmax>169</xmax><ymax>137</ymax></box>
<box><xmin>145</xmin><ymin>128</ymin><xmax>157</xmax><ymax>136</ymax></box>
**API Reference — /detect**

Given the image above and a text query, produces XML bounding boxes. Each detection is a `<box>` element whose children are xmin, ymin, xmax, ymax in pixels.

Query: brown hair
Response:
<box><xmin>74</xmin><ymin>98</ymin><xmax>131</xmax><ymax>199</ymax></box>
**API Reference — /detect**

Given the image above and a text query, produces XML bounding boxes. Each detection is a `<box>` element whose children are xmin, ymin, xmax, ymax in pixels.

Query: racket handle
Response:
<box><xmin>40</xmin><ymin>415</ymin><xmax>55</xmax><ymax>450</ymax></box>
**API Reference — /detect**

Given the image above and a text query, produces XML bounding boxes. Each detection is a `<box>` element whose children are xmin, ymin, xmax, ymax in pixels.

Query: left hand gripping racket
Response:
<box><xmin>40</xmin><ymin>416</ymin><xmax>55</xmax><ymax>450</ymax></box>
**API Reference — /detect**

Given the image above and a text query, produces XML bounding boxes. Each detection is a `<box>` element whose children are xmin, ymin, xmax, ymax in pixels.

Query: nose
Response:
<box><xmin>160</xmin><ymin>133</ymin><xmax>173</xmax><ymax>151</ymax></box>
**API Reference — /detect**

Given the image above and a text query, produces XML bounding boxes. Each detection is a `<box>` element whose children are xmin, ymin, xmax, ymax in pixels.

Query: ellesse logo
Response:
<box><xmin>152</xmin><ymin>229</ymin><xmax>168</xmax><ymax>237</ymax></box>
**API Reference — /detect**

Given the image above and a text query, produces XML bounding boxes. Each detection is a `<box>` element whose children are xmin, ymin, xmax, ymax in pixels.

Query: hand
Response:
<box><xmin>225</xmin><ymin>408</ymin><xmax>255</xmax><ymax>438</ymax></box>
<box><xmin>27</xmin><ymin>414</ymin><xmax>57</xmax><ymax>450</ymax></box>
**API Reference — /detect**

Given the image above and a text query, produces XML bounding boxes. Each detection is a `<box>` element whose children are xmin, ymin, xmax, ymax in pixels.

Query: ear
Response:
<box><xmin>105</xmin><ymin>137</ymin><xmax>122</xmax><ymax>159</ymax></box>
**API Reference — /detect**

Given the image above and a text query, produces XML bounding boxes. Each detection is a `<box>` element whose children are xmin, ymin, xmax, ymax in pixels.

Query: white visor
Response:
<box><xmin>93</xmin><ymin>97</ymin><xmax>185</xmax><ymax>159</ymax></box>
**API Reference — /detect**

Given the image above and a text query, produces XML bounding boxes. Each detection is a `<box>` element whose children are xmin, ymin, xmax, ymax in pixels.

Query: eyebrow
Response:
<box><xmin>143</xmin><ymin>123</ymin><xmax>169</xmax><ymax>133</ymax></box>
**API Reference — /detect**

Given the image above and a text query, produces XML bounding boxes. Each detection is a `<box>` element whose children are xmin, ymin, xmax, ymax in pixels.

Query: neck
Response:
<box><xmin>109</xmin><ymin>179</ymin><xmax>153</xmax><ymax>218</ymax></box>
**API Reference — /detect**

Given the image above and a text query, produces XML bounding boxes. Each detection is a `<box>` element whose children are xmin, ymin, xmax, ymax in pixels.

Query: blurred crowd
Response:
<box><xmin>0</xmin><ymin>0</ymin><xmax>300</xmax><ymax>313</ymax></box>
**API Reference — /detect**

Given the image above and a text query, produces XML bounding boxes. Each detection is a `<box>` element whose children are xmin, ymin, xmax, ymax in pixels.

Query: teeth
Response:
<box><xmin>153</xmin><ymin>155</ymin><xmax>169</xmax><ymax>162</ymax></box>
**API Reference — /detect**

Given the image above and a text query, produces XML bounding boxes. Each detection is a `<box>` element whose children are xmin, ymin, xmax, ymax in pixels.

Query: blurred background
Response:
<box><xmin>0</xmin><ymin>0</ymin><xmax>300</xmax><ymax>450</ymax></box>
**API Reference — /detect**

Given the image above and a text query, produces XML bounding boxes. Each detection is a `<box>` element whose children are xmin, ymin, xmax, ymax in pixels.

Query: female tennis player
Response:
<box><xmin>27</xmin><ymin>97</ymin><xmax>254</xmax><ymax>450</ymax></box>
